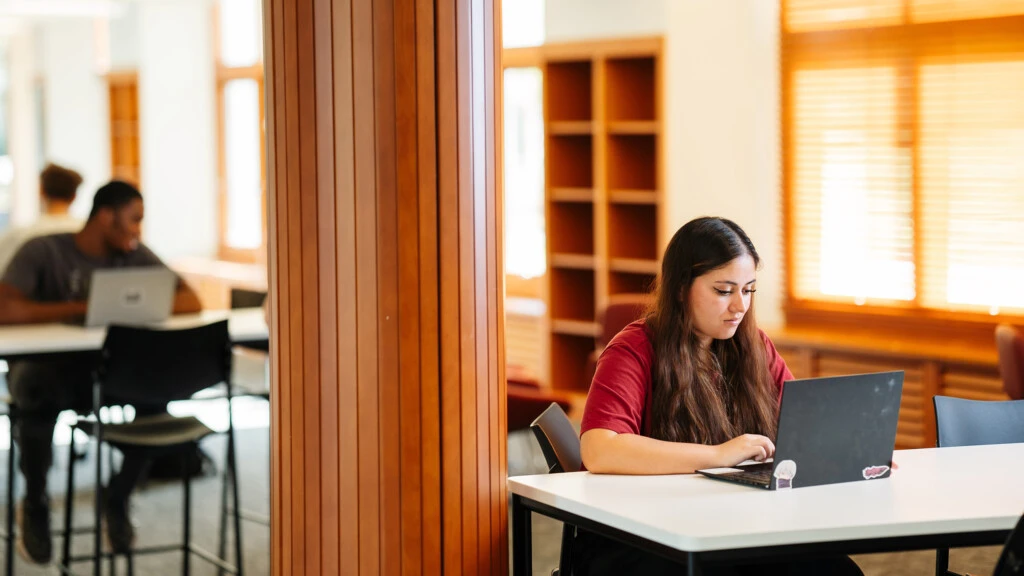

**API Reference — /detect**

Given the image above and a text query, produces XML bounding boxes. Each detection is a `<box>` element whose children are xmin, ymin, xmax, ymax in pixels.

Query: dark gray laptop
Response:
<box><xmin>698</xmin><ymin>371</ymin><xmax>903</xmax><ymax>490</ymax></box>
<box><xmin>84</xmin><ymin>267</ymin><xmax>176</xmax><ymax>327</ymax></box>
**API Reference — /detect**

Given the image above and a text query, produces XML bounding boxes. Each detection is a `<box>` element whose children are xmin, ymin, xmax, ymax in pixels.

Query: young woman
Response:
<box><xmin>576</xmin><ymin>217</ymin><xmax>863</xmax><ymax>576</ymax></box>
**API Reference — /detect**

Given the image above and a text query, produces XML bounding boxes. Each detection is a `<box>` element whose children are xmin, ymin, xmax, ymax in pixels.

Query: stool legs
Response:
<box><xmin>217</xmin><ymin>458</ymin><xmax>229</xmax><ymax>576</ymax></box>
<box><xmin>5</xmin><ymin>411</ymin><xmax>16</xmax><ymax>576</ymax></box>
<box><xmin>182</xmin><ymin>450</ymin><xmax>191</xmax><ymax>576</ymax></box>
<box><xmin>62</xmin><ymin>436</ymin><xmax>76</xmax><ymax>567</ymax></box>
<box><xmin>229</xmin><ymin>434</ymin><xmax>243</xmax><ymax>576</ymax></box>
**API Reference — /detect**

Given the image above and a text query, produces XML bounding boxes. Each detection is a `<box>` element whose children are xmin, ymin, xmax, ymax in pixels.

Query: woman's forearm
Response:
<box><xmin>581</xmin><ymin>429</ymin><xmax>722</xmax><ymax>475</ymax></box>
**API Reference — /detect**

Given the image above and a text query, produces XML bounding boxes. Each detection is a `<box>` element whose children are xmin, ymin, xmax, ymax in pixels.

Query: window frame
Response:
<box><xmin>780</xmin><ymin>2</ymin><xmax>1024</xmax><ymax>340</ymax></box>
<box><xmin>213</xmin><ymin>3</ymin><xmax>267</xmax><ymax>264</ymax></box>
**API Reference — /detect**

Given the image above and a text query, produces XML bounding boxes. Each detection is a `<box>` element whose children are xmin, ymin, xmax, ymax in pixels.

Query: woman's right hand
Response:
<box><xmin>715</xmin><ymin>434</ymin><xmax>776</xmax><ymax>467</ymax></box>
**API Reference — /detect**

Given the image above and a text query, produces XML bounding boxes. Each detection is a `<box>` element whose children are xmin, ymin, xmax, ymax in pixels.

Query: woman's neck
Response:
<box><xmin>695</xmin><ymin>332</ymin><xmax>713</xmax><ymax>349</ymax></box>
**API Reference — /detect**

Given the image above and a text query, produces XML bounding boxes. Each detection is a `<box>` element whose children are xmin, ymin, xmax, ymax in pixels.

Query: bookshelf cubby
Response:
<box><xmin>550</xmin><ymin>267</ymin><xmax>596</xmax><ymax>321</ymax></box>
<box><xmin>608</xmin><ymin>204</ymin><xmax>658</xmax><ymax>260</ymax></box>
<box><xmin>550</xmin><ymin>333</ymin><xmax>599</xmax><ymax>397</ymax></box>
<box><xmin>608</xmin><ymin>135</ymin><xmax>657</xmax><ymax>190</ymax></box>
<box><xmin>605</xmin><ymin>57</ymin><xmax>656</xmax><ymax>122</ymax></box>
<box><xmin>532</xmin><ymin>37</ymin><xmax>663</xmax><ymax>392</ymax></box>
<box><xmin>550</xmin><ymin>202</ymin><xmax>595</xmax><ymax>254</ymax></box>
<box><xmin>610</xmin><ymin>271</ymin><xmax>657</xmax><ymax>296</ymax></box>
<box><xmin>548</xmin><ymin>135</ymin><xmax>593</xmax><ymax>188</ymax></box>
<box><xmin>546</xmin><ymin>61</ymin><xmax>592</xmax><ymax>121</ymax></box>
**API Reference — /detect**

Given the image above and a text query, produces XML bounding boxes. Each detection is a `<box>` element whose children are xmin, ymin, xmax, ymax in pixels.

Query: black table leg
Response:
<box><xmin>936</xmin><ymin>548</ymin><xmax>950</xmax><ymax>576</ymax></box>
<box><xmin>512</xmin><ymin>494</ymin><xmax>532</xmax><ymax>576</ymax></box>
<box><xmin>688</xmin><ymin>552</ymin><xmax>702</xmax><ymax>576</ymax></box>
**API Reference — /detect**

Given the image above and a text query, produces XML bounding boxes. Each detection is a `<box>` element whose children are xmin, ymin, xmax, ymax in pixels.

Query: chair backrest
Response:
<box><xmin>597</xmin><ymin>294</ymin><xmax>652</xmax><ymax>348</ymax></box>
<box><xmin>997</xmin><ymin>324</ymin><xmax>1024</xmax><ymax>401</ymax></box>
<box><xmin>100</xmin><ymin>320</ymin><xmax>232</xmax><ymax>406</ymax></box>
<box><xmin>530</xmin><ymin>402</ymin><xmax>582</xmax><ymax>474</ymax></box>
<box><xmin>933</xmin><ymin>396</ymin><xmax>1024</xmax><ymax>448</ymax></box>
<box><xmin>994</xmin><ymin>512</ymin><xmax>1024</xmax><ymax>576</ymax></box>
<box><xmin>230</xmin><ymin>288</ymin><xmax>268</xmax><ymax>310</ymax></box>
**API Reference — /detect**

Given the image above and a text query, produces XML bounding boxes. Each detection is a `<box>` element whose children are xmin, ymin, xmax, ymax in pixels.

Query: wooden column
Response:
<box><xmin>263</xmin><ymin>0</ymin><xmax>506</xmax><ymax>574</ymax></box>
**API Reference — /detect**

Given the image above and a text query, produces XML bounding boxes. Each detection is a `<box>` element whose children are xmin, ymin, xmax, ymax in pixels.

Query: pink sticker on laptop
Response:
<box><xmin>862</xmin><ymin>465</ymin><xmax>890</xmax><ymax>480</ymax></box>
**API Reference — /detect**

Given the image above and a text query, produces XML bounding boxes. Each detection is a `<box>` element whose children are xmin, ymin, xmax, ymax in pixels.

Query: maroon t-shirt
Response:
<box><xmin>580</xmin><ymin>320</ymin><xmax>794</xmax><ymax>437</ymax></box>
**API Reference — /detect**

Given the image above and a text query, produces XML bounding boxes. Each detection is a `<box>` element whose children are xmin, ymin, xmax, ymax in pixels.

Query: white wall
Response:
<box><xmin>7</xmin><ymin>25</ymin><xmax>39</xmax><ymax>226</ymax></box>
<box><xmin>137</xmin><ymin>0</ymin><xmax>217</xmax><ymax>259</ymax></box>
<box><xmin>545</xmin><ymin>0</ymin><xmax>666</xmax><ymax>42</ymax></box>
<box><xmin>38</xmin><ymin>18</ymin><xmax>110</xmax><ymax>219</ymax></box>
<box><xmin>665</xmin><ymin>0</ymin><xmax>783</xmax><ymax>329</ymax></box>
<box><xmin>108</xmin><ymin>2</ymin><xmax>140</xmax><ymax>70</ymax></box>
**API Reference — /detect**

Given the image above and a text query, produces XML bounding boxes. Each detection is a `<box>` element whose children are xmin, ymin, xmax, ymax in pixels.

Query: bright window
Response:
<box><xmin>783</xmin><ymin>1</ymin><xmax>1024</xmax><ymax>318</ymax></box>
<box><xmin>223</xmin><ymin>79</ymin><xmax>262</xmax><ymax>250</ymax></box>
<box><xmin>501</xmin><ymin>0</ymin><xmax>546</xmax><ymax>287</ymax></box>
<box><xmin>216</xmin><ymin>0</ymin><xmax>265</xmax><ymax>262</ymax></box>
<box><xmin>503</xmin><ymin>67</ymin><xmax>545</xmax><ymax>280</ymax></box>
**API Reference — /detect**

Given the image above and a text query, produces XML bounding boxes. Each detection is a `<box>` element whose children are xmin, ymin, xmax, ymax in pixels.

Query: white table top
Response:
<box><xmin>508</xmin><ymin>443</ymin><xmax>1024</xmax><ymax>553</ymax></box>
<box><xmin>0</xmin><ymin>307</ymin><xmax>269</xmax><ymax>357</ymax></box>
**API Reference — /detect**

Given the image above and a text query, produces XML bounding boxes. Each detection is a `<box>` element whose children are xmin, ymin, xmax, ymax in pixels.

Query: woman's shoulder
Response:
<box><xmin>606</xmin><ymin>319</ymin><xmax>654</xmax><ymax>356</ymax></box>
<box><xmin>756</xmin><ymin>327</ymin><xmax>781</xmax><ymax>349</ymax></box>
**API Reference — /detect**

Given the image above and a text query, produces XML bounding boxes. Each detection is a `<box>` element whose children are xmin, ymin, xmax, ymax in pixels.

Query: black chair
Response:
<box><xmin>228</xmin><ymin>288</ymin><xmax>267</xmax><ymax>311</ymax></box>
<box><xmin>0</xmin><ymin>400</ymin><xmax>14</xmax><ymax>576</ymax></box>
<box><xmin>530</xmin><ymin>402</ymin><xmax>582</xmax><ymax>576</ymax></box>
<box><xmin>933</xmin><ymin>396</ymin><xmax>1024</xmax><ymax>576</ymax></box>
<box><xmin>55</xmin><ymin>320</ymin><xmax>244</xmax><ymax>576</ymax></box>
<box><xmin>212</xmin><ymin>289</ymin><xmax>271</xmax><ymax>575</ymax></box>
<box><xmin>229</xmin><ymin>288</ymin><xmax>268</xmax><ymax>353</ymax></box>
<box><xmin>934</xmin><ymin>396</ymin><xmax>1024</xmax><ymax>448</ymax></box>
<box><xmin>993</xmin><ymin>512</ymin><xmax>1024</xmax><ymax>576</ymax></box>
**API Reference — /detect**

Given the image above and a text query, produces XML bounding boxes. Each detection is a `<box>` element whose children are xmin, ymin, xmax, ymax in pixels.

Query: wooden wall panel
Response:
<box><xmin>773</xmin><ymin>331</ymin><xmax>1005</xmax><ymax>450</ymax></box>
<box><xmin>264</xmin><ymin>0</ymin><xmax>506</xmax><ymax>574</ymax></box>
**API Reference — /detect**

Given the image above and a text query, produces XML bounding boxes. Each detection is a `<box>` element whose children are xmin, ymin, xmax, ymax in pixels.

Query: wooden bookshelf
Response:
<box><xmin>107</xmin><ymin>71</ymin><xmax>141</xmax><ymax>186</ymax></box>
<box><xmin>526</xmin><ymin>37</ymin><xmax>663</xmax><ymax>392</ymax></box>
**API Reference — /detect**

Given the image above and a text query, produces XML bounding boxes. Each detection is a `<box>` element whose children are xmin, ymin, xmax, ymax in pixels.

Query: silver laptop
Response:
<box><xmin>84</xmin><ymin>267</ymin><xmax>176</xmax><ymax>327</ymax></box>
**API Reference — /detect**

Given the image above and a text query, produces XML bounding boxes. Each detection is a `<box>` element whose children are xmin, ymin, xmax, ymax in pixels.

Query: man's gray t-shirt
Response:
<box><xmin>1</xmin><ymin>233</ymin><xmax>171</xmax><ymax>302</ymax></box>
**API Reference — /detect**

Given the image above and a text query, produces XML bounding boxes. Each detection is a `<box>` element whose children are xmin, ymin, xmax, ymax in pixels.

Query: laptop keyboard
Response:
<box><xmin>725</xmin><ymin>463</ymin><xmax>773</xmax><ymax>487</ymax></box>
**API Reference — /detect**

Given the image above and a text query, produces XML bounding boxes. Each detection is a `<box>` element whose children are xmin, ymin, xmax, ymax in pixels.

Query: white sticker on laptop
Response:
<box><xmin>862</xmin><ymin>465</ymin><xmax>890</xmax><ymax>480</ymax></box>
<box><xmin>774</xmin><ymin>459</ymin><xmax>797</xmax><ymax>490</ymax></box>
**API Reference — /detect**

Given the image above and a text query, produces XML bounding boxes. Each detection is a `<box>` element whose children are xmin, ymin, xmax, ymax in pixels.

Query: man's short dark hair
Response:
<box><xmin>40</xmin><ymin>163</ymin><xmax>83</xmax><ymax>202</ymax></box>
<box><xmin>89</xmin><ymin>180</ymin><xmax>143</xmax><ymax>220</ymax></box>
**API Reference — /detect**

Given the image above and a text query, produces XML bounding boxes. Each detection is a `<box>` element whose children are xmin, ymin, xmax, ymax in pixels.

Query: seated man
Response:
<box><xmin>0</xmin><ymin>162</ymin><xmax>84</xmax><ymax>274</ymax></box>
<box><xmin>0</xmin><ymin>180</ymin><xmax>202</xmax><ymax>563</ymax></box>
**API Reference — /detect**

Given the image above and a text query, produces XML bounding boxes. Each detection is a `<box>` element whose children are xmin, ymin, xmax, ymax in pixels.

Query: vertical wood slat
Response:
<box><xmin>372</xmin><ymin>0</ymin><xmax>402</xmax><ymax>571</ymax></box>
<box><xmin>260</xmin><ymin>0</ymin><xmax>283</xmax><ymax>569</ymax></box>
<box><xmin>296</xmin><ymin>0</ymin><xmax>322</xmax><ymax>569</ymax></box>
<box><xmin>486</xmin><ymin>0</ymin><xmax>507</xmax><ymax>572</ymax></box>
<box><xmin>466</xmin><ymin>0</ymin><xmax>486</xmax><ymax>570</ymax></box>
<box><xmin>312</xmin><ymin>0</ymin><xmax>340</xmax><ymax>573</ymax></box>
<box><xmin>351</xmin><ymin>0</ymin><xmax>383</xmax><ymax>571</ymax></box>
<box><xmin>332</xmin><ymin>0</ymin><xmax>360</xmax><ymax>571</ymax></box>
<box><xmin>266</xmin><ymin>0</ymin><xmax>505</xmax><ymax>574</ymax></box>
<box><xmin>394</xmin><ymin>0</ymin><xmax>424</xmax><ymax>573</ymax></box>
<box><xmin>416</xmin><ymin>0</ymin><xmax>443</xmax><ymax>573</ymax></box>
<box><xmin>435</xmin><ymin>0</ymin><xmax>464</xmax><ymax>571</ymax></box>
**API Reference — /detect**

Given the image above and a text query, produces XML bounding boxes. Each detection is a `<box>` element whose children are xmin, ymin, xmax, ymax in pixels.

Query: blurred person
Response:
<box><xmin>0</xmin><ymin>180</ymin><xmax>202</xmax><ymax>563</ymax></box>
<box><xmin>0</xmin><ymin>163</ymin><xmax>85</xmax><ymax>274</ymax></box>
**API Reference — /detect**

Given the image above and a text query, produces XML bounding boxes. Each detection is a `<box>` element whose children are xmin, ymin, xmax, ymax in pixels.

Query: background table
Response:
<box><xmin>0</xmin><ymin>308</ymin><xmax>268</xmax><ymax>358</ymax></box>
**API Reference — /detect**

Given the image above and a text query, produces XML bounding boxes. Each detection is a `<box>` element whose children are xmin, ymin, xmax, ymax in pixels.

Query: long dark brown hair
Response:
<box><xmin>646</xmin><ymin>217</ymin><xmax>779</xmax><ymax>445</ymax></box>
